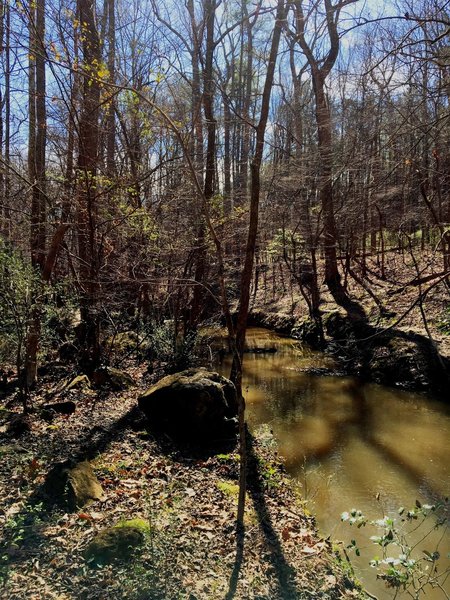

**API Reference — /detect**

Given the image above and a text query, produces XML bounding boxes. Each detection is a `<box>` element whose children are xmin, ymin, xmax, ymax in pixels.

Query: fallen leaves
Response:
<box><xmin>77</xmin><ymin>512</ymin><xmax>91</xmax><ymax>521</ymax></box>
<box><xmin>0</xmin><ymin>365</ymin><xmax>358</xmax><ymax>600</ymax></box>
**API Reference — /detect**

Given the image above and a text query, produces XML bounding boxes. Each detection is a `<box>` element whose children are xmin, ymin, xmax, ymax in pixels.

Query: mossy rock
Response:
<box><xmin>65</xmin><ymin>374</ymin><xmax>91</xmax><ymax>391</ymax></box>
<box><xmin>106</xmin><ymin>331</ymin><xmax>145</xmax><ymax>354</ymax></box>
<box><xmin>116</xmin><ymin>518</ymin><xmax>151</xmax><ymax>533</ymax></box>
<box><xmin>84</xmin><ymin>520</ymin><xmax>149</xmax><ymax>566</ymax></box>
<box><xmin>42</xmin><ymin>460</ymin><xmax>104</xmax><ymax>510</ymax></box>
<box><xmin>90</xmin><ymin>366</ymin><xmax>135</xmax><ymax>390</ymax></box>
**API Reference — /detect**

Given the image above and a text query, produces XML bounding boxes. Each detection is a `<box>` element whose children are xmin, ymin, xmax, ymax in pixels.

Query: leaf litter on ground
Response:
<box><xmin>0</xmin><ymin>363</ymin><xmax>363</xmax><ymax>599</ymax></box>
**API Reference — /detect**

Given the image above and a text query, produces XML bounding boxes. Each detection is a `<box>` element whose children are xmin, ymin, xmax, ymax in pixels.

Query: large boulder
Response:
<box><xmin>138</xmin><ymin>368</ymin><xmax>238</xmax><ymax>441</ymax></box>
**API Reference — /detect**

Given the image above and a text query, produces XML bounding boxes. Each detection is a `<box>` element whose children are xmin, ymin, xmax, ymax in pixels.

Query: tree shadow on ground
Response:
<box><xmin>0</xmin><ymin>406</ymin><xmax>138</xmax><ymax>577</ymax></box>
<box><xmin>139</xmin><ymin>421</ymin><xmax>238</xmax><ymax>461</ymax></box>
<box><xmin>4</xmin><ymin>404</ymin><xmax>144</xmax><ymax>521</ymax></box>
<box><xmin>226</xmin><ymin>430</ymin><xmax>299</xmax><ymax>600</ymax></box>
<box><xmin>2</xmin><ymin>400</ymin><xmax>237</xmax><ymax>579</ymax></box>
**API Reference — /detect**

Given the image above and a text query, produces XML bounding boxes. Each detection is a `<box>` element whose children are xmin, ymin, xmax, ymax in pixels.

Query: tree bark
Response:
<box><xmin>24</xmin><ymin>0</ymin><xmax>47</xmax><ymax>392</ymax></box>
<box><xmin>76</xmin><ymin>0</ymin><xmax>102</xmax><ymax>369</ymax></box>
<box><xmin>106</xmin><ymin>0</ymin><xmax>116</xmax><ymax>178</ymax></box>
<box><xmin>190</xmin><ymin>0</ymin><xmax>221</xmax><ymax>328</ymax></box>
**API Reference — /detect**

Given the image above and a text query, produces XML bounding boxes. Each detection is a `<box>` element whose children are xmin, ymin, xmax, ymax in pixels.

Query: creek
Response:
<box><xmin>209</xmin><ymin>327</ymin><xmax>450</xmax><ymax>599</ymax></box>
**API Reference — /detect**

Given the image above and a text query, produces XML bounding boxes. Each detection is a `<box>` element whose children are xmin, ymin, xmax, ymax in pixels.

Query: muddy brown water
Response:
<box><xmin>207</xmin><ymin>327</ymin><xmax>450</xmax><ymax>599</ymax></box>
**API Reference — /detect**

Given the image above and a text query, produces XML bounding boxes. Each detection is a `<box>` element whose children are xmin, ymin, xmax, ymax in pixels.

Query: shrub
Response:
<box><xmin>0</xmin><ymin>239</ymin><xmax>76</xmax><ymax>374</ymax></box>
<box><xmin>146</xmin><ymin>321</ymin><xmax>198</xmax><ymax>373</ymax></box>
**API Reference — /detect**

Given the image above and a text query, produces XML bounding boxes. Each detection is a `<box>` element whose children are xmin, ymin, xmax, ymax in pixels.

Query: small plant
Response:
<box><xmin>3</xmin><ymin>501</ymin><xmax>45</xmax><ymax>542</ymax></box>
<box><xmin>437</xmin><ymin>306</ymin><xmax>450</xmax><ymax>335</ymax></box>
<box><xmin>341</xmin><ymin>498</ymin><xmax>449</xmax><ymax>598</ymax></box>
<box><xmin>255</xmin><ymin>454</ymin><xmax>282</xmax><ymax>491</ymax></box>
<box><xmin>0</xmin><ymin>502</ymin><xmax>45</xmax><ymax>586</ymax></box>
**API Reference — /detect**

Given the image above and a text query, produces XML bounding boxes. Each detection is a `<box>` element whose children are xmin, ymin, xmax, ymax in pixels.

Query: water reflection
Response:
<box><xmin>210</xmin><ymin>327</ymin><xmax>450</xmax><ymax>599</ymax></box>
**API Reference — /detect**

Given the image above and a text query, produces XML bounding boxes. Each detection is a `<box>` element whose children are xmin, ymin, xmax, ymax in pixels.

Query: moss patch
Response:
<box><xmin>115</xmin><ymin>518</ymin><xmax>151</xmax><ymax>534</ymax></box>
<box><xmin>84</xmin><ymin>521</ymin><xmax>149</xmax><ymax>566</ymax></box>
<box><xmin>216</xmin><ymin>480</ymin><xmax>239</xmax><ymax>497</ymax></box>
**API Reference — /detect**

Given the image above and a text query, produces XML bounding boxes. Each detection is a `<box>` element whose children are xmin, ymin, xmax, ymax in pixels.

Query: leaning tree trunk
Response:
<box><xmin>294</xmin><ymin>0</ymin><xmax>365</xmax><ymax>323</ymax></box>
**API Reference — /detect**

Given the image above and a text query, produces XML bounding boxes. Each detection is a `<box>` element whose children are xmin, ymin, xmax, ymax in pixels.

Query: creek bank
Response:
<box><xmin>245</xmin><ymin>309</ymin><xmax>450</xmax><ymax>399</ymax></box>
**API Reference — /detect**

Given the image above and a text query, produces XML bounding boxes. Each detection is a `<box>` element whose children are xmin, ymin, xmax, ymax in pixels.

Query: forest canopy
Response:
<box><xmin>0</xmin><ymin>0</ymin><xmax>449</xmax><ymax>387</ymax></box>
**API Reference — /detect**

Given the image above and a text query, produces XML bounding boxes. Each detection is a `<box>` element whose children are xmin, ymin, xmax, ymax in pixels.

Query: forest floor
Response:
<box><xmin>0</xmin><ymin>363</ymin><xmax>363</xmax><ymax>600</ymax></box>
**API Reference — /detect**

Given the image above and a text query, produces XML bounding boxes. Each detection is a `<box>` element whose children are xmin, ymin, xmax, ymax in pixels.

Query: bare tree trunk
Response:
<box><xmin>237</xmin><ymin>2</ymin><xmax>253</xmax><ymax>205</ymax></box>
<box><xmin>223</xmin><ymin>88</ymin><xmax>232</xmax><ymax>216</ymax></box>
<box><xmin>24</xmin><ymin>0</ymin><xmax>46</xmax><ymax>393</ymax></box>
<box><xmin>28</xmin><ymin>1</ymin><xmax>46</xmax><ymax>270</ymax></box>
<box><xmin>76</xmin><ymin>0</ymin><xmax>101</xmax><ymax>369</ymax></box>
<box><xmin>0</xmin><ymin>0</ymin><xmax>6</xmax><ymax>238</ymax></box>
<box><xmin>62</xmin><ymin>25</ymin><xmax>79</xmax><ymax>225</ymax></box>
<box><xmin>289</xmin><ymin>45</ymin><xmax>321</xmax><ymax>321</ymax></box>
<box><xmin>230</xmin><ymin>0</ymin><xmax>286</xmax><ymax>529</ymax></box>
<box><xmin>106</xmin><ymin>0</ymin><xmax>116</xmax><ymax>178</ymax></box>
<box><xmin>0</xmin><ymin>1</ymin><xmax>3</xmax><ymax>233</ymax></box>
<box><xmin>187</xmin><ymin>0</ymin><xmax>204</xmax><ymax>179</ymax></box>
<box><xmin>189</xmin><ymin>0</ymin><xmax>216</xmax><ymax>328</ymax></box>
<box><xmin>4</xmin><ymin>0</ymin><xmax>10</xmax><ymax>239</ymax></box>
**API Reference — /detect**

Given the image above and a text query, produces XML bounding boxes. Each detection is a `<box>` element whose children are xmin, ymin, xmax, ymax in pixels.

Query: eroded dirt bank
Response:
<box><xmin>244</xmin><ymin>308</ymin><xmax>450</xmax><ymax>399</ymax></box>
